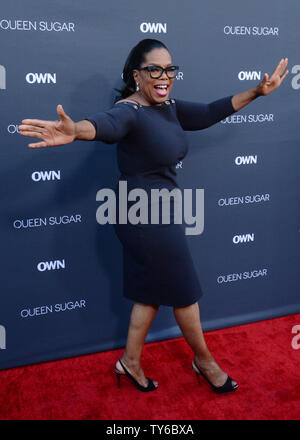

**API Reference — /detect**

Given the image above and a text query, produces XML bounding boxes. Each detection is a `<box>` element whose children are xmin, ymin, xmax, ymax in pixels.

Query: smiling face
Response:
<box><xmin>132</xmin><ymin>48</ymin><xmax>175</xmax><ymax>105</ymax></box>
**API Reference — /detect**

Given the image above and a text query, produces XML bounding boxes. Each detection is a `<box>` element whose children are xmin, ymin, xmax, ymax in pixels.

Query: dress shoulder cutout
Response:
<box><xmin>114</xmin><ymin>99</ymin><xmax>141</xmax><ymax>110</ymax></box>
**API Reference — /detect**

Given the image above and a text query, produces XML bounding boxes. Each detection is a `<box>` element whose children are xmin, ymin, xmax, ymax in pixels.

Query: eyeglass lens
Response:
<box><xmin>149</xmin><ymin>66</ymin><xmax>178</xmax><ymax>78</ymax></box>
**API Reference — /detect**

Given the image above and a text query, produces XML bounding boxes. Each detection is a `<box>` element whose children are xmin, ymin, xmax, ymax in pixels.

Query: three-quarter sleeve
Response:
<box><xmin>174</xmin><ymin>95</ymin><xmax>237</xmax><ymax>131</ymax></box>
<box><xmin>85</xmin><ymin>103</ymin><xmax>138</xmax><ymax>144</ymax></box>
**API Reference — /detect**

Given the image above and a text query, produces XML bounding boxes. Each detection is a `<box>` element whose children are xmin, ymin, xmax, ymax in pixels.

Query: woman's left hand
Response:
<box><xmin>256</xmin><ymin>58</ymin><xmax>289</xmax><ymax>96</ymax></box>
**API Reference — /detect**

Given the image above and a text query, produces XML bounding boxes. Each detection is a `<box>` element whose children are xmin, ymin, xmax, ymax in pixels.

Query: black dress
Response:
<box><xmin>86</xmin><ymin>96</ymin><xmax>237</xmax><ymax>307</ymax></box>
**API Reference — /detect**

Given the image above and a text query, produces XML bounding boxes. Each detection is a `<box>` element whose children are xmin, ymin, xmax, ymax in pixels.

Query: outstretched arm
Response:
<box><xmin>19</xmin><ymin>105</ymin><xmax>96</xmax><ymax>148</ymax></box>
<box><xmin>231</xmin><ymin>58</ymin><xmax>289</xmax><ymax>111</ymax></box>
<box><xmin>20</xmin><ymin>102</ymin><xmax>138</xmax><ymax>148</ymax></box>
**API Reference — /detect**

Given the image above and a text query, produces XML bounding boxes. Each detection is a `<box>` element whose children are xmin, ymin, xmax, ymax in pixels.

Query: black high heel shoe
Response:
<box><xmin>114</xmin><ymin>359</ymin><xmax>158</xmax><ymax>392</ymax></box>
<box><xmin>192</xmin><ymin>359</ymin><xmax>238</xmax><ymax>394</ymax></box>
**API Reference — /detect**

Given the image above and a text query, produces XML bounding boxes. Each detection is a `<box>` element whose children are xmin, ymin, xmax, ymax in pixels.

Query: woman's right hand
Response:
<box><xmin>19</xmin><ymin>105</ymin><xmax>76</xmax><ymax>148</ymax></box>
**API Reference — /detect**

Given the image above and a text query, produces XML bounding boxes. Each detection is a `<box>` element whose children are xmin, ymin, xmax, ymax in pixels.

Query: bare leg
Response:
<box><xmin>116</xmin><ymin>301</ymin><xmax>159</xmax><ymax>388</ymax></box>
<box><xmin>173</xmin><ymin>301</ymin><xmax>237</xmax><ymax>388</ymax></box>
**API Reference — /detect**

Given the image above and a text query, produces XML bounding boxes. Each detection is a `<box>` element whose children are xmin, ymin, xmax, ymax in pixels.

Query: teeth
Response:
<box><xmin>155</xmin><ymin>85</ymin><xmax>167</xmax><ymax>89</ymax></box>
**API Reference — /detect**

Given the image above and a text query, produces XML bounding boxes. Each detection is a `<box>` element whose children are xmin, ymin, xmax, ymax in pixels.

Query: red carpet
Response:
<box><xmin>0</xmin><ymin>313</ymin><xmax>300</xmax><ymax>420</ymax></box>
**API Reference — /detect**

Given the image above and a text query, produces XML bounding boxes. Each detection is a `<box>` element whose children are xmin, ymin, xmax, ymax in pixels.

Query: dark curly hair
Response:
<box><xmin>114</xmin><ymin>39</ymin><xmax>170</xmax><ymax>102</ymax></box>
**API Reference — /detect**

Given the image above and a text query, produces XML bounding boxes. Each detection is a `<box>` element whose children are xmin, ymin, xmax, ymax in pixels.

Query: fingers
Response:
<box><xmin>280</xmin><ymin>69</ymin><xmax>289</xmax><ymax>82</ymax></box>
<box><xmin>19</xmin><ymin>124</ymin><xmax>44</xmax><ymax>140</ymax></box>
<box><xmin>271</xmin><ymin>57</ymin><xmax>288</xmax><ymax>77</ymax></box>
<box><xmin>277</xmin><ymin>58</ymin><xmax>286</xmax><ymax>72</ymax></box>
<box><xmin>22</xmin><ymin>105</ymin><xmax>68</xmax><ymax>125</ymax></box>
<box><xmin>280</xmin><ymin>57</ymin><xmax>288</xmax><ymax>74</ymax></box>
<box><xmin>19</xmin><ymin>124</ymin><xmax>43</xmax><ymax>134</ymax></box>
<box><xmin>20</xmin><ymin>131</ymin><xmax>43</xmax><ymax>139</ymax></box>
<box><xmin>277</xmin><ymin>58</ymin><xmax>288</xmax><ymax>76</ymax></box>
<box><xmin>273</xmin><ymin>58</ymin><xmax>288</xmax><ymax>84</ymax></box>
<box><xmin>57</xmin><ymin>104</ymin><xmax>69</xmax><ymax>121</ymax></box>
<box><xmin>21</xmin><ymin>118</ymin><xmax>49</xmax><ymax>127</ymax></box>
<box><xmin>19</xmin><ymin>124</ymin><xmax>45</xmax><ymax>145</ymax></box>
<box><xmin>19</xmin><ymin>130</ymin><xmax>43</xmax><ymax>138</ymax></box>
<box><xmin>262</xmin><ymin>73</ymin><xmax>269</xmax><ymax>84</ymax></box>
<box><xmin>28</xmin><ymin>141</ymin><xmax>48</xmax><ymax>149</ymax></box>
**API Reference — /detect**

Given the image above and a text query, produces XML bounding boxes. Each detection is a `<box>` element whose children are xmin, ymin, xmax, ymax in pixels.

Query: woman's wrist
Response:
<box><xmin>251</xmin><ymin>85</ymin><xmax>263</xmax><ymax>99</ymax></box>
<box><xmin>232</xmin><ymin>86</ymin><xmax>262</xmax><ymax>111</ymax></box>
<box><xmin>74</xmin><ymin>121</ymin><xmax>84</xmax><ymax>140</ymax></box>
<box><xmin>74</xmin><ymin>120</ymin><xmax>96</xmax><ymax>141</ymax></box>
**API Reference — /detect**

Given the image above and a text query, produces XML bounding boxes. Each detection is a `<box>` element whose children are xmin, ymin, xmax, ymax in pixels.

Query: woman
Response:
<box><xmin>19</xmin><ymin>39</ymin><xmax>288</xmax><ymax>394</ymax></box>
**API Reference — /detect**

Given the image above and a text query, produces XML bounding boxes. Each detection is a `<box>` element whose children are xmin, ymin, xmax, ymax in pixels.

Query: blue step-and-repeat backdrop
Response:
<box><xmin>1</xmin><ymin>0</ymin><xmax>299</xmax><ymax>369</ymax></box>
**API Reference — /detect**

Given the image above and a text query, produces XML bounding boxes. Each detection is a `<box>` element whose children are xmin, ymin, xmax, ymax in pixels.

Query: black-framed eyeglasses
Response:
<box><xmin>135</xmin><ymin>65</ymin><xmax>179</xmax><ymax>79</ymax></box>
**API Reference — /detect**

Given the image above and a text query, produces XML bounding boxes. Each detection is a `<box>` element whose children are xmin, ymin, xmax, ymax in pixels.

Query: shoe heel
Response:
<box><xmin>192</xmin><ymin>359</ymin><xmax>238</xmax><ymax>394</ymax></box>
<box><xmin>114</xmin><ymin>368</ymin><xmax>121</xmax><ymax>388</ymax></box>
<box><xmin>117</xmin><ymin>359</ymin><xmax>158</xmax><ymax>393</ymax></box>
<box><xmin>194</xmin><ymin>370</ymin><xmax>201</xmax><ymax>385</ymax></box>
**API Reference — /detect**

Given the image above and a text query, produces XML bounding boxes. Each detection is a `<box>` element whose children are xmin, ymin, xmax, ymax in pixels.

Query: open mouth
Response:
<box><xmin>154</xmin><ymin>84</ymin><xmax>168</xmax><ymax>97</ymax></box>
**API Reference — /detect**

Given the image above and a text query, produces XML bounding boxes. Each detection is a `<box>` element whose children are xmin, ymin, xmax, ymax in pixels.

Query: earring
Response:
<box><xmin>136</xmin><ymin>83</ymin><xmax>139</xmax><ymax>92</ymax></box>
